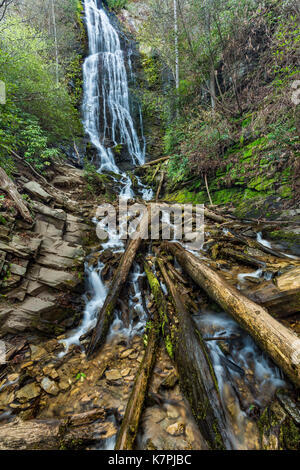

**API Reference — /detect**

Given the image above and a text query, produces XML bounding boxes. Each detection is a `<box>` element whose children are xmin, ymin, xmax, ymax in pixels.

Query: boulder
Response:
<box><xmin>23</xmin><ymin>181</ymin><xmax>52</xmax><ymax>203</ymax></box>
<box><xmin>40</xmin><ymin>377</ymin><xmax>59</xmax><ymax>396</ymax></box>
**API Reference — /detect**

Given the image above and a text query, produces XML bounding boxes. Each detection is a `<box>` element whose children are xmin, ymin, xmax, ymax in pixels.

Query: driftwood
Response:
<box><xmin>163</xmin><ymin>242</ymin><xmax>300</xmax><ymax>388</ymax></box>
<box><xmin>87</xmin><ymin>207</ymin><xmax>150</xmax><ymax>357</ymax></box>
<box><xmin>247</xmin><ymin>266</ymin><xmax>300</xmax><ymax>318</ymax></box>
<box><xmin>145</xmin><ymin>259</ymin><xmax>231</xmax><ymax>449</ymax></box>
<box><xmin>115</xmin><ymin>307</ymin><xmax>160</xmax><ymax>449</ymax></box>
<box><xmin>0</xmin><ymin>408</ymin><xmax>115</xmax><ymax>450</ymax></box>
<box><xmin>0</xmin><ymin>168</ymin><xmax>33</xmax><ymax>223</ymax></box>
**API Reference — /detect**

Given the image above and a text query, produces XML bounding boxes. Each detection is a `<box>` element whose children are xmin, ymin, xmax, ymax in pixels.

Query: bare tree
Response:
<box><xmin>0</xmin><ymin>0</ymin><xmax>14</xmax><ymax>22</ymax></box>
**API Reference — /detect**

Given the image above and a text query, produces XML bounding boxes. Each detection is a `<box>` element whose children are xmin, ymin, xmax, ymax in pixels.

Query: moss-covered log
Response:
<box><xmin>115</xmin><ymin>307</ymin><xmax>160</xmax><ymax>450</ymax></box>
<box><xmin>145</xmin><ymin>259</ymin><xmax>231</xmax><ymax>449</ymax></box>
<box><xmin>163</xmin><ymin>242</ymin><xmax>300</xmax><ymax>388</ymax></box>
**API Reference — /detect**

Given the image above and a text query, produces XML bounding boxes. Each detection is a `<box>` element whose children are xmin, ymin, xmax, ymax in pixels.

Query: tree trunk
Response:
<box><xmin>0</xmin><ymin>408</ymin><xmax>115</xmax><ymax>450</ymax></box>
<box><xmin>0</xmin><ymin>168</ymin><xmax>33</xmax><ymax>223</ymax></box>
<box><xmin>50</xmin><ymin>0</ymin><xmax>59</xmax><ymax>86</ymax></box>
<box><xmin>86</xmin><ymin>208</ymin><xmax>150</xmax><ymax>357</ymax></box>
<box><xmin>115</xmin><ymin>307</ymin><xmax>159</xmax><ymax>450</ymax></box>
<box><xmin>145</xmin><ymin>259</ymin><xmax>231</xmax><ymax>449</ymax></box>
<box><xmin>247</xmin><ymin>266</ymin><xmax>300</xmax><ymax>318</ymax></box>
<box><xmin>163</xmin><ymin>242</ymin><xmax>300</xmax><ymax>388</ymax></box>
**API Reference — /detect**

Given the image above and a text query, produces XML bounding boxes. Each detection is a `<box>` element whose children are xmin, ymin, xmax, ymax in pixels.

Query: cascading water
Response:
<box><xmin>83</xmin><ymin>0</ymin><xmax>145</xmax><ymax>174</ymax></box>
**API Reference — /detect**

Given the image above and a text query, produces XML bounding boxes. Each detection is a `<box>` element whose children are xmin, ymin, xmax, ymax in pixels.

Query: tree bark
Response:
<box><xmin>145</xmin><ymin>259</ymin><xmax>231</xmax><ymax>449</ymax></box>
<box><xmin>0</xmin><ymin>168</ymin><xmax>33</xmax><ymax>223</ymax></box>
<box><xmin>86</xmin><ymin>208</ymin><xmax>150</xmax><ymax>357</ymax></box>
<box><xmin>139</xmin><ymin>156</ymin><xmax>170</xmax><ymax>168</ymax></box>
<box><xmin>163</xmin><ymin>242</ymin><xmax>300</xmax><ymax>388</ymax></box>
<box><xmin>247</xmin><ymin>266</ymin><xmax>300</xmax><ymax>318</ymax></box>
<box><xmin>0</xmin><ymin>408</ymin><xmax>115</xmax><ymax>450</ymax></box>
<box><xmin>115</xmin><ymin>307</ymin><xmax>159</xmax><ymax>450</ymax></box>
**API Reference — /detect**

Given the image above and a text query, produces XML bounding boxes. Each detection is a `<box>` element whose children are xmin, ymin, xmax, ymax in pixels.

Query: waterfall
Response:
<box><xmin>82</xmin><ymin>0</ymin><xmax>145</xmax><ymax>173</ymax></box>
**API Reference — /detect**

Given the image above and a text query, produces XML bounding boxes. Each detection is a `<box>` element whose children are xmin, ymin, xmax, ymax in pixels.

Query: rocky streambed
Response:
<box><xmin>0</xmin><ymin>161</ymin><xmax>299</xmax><ymax>450</ymax></box>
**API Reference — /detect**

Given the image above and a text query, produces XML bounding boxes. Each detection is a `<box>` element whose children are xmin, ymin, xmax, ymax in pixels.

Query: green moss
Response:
<box><xmin>282</xmin><ymin>418</ymin><xmax>300</xmax><ymax>450</ymax></box>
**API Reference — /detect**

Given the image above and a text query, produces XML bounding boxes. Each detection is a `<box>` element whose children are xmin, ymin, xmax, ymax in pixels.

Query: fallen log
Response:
<box><xmin>140</xmin><ymin>156</ymin><xmax>169</xmax><ymax>168</ymax></box>
<box><xmin>219</xmin><ymin>247</ymin><xmax>266</xmax><ymax>268</ymax></box>
<box><xmin>115</xmin><ymin>307</ymin><xmax>160</xmax><ymax>450</ymax></box>
<box><xmin>204</xmin><ymin>208</ymin><xmax>227</xmax><ymax>224</ymax></box>
<box><xmin>246</xmin><ymin>266</ymin><xmax>300</xmax><ymax>318</ymax></box>
<box><xmin>0</xmin><ymin>168</ymin><xmax>33</xmax><ymax>223</ymax></box>
<box><xmin>145</xmin><ymin>259</ymin><xmax>231</xmax><ymax>449</ymax></box>
<box><xmin>227</xmin><ymin>228</ymin><xmax>290</xmax><ymax>260</ymax></box>
<box><xmin>163</xmin><ymin>242</ymin><xmax>300</xmax><ymax>388</ymax></box>
<box><xmin>86</xmin><ymin>207</ymin><xmax>150</xmax><ymax>357</ymax></box>
<box><xmin>0</xmin><ymin>408</ymin><xmax>116</xmax><ymax>450</ymax></box>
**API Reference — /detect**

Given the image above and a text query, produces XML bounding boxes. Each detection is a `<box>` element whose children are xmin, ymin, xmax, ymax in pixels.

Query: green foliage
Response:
<box><xmin>106</xmin><ymin>0</ymin><xmax>127</xmax><ymax>12</ymax></box>
<box><xmin>0</xmin><ymin>13</ymin><xmax>83</xmax><ymax>172</ymax></box>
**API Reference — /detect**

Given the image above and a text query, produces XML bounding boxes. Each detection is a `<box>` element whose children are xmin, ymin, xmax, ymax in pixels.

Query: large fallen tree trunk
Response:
<box><xmin>0</xmin><ymin>168</ymin><xmax>33</xmax><ymax>223</ymax></box>
<box><xmin>115</xmin><ymin>307</ymin><xmax>160</xmax><ymax>450</ymax></box>
<box><xmin>0</xmin><ymin>408</ymin><xmax>115</xmax><ymax>450</ymax></box>
<box><xmin>87</xmin><ymin>208</ymin><xmax>150</xmax><ymax>357</ymax></box>
<box><xmin>163</xmin><ymin>242</ymin><xmax>300</xmax><ymax>388</ymax></box>
<box><xmin>145</xmin><ymin>259</ymin><xmax>231</xmax><ymax>449</ymax></box>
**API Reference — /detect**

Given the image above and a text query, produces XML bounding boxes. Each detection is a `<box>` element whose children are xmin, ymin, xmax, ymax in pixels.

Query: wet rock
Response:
<box><xmin>30</xmin><ymin>345</ymin><xmax>47</xmax><ymax>362</ymax></box>
<box><xmin>42</xmin><ymin>366</ymin><xmax>58</xmax><ymax>380</ymax></box>
<box><xmin>15</xmin><ymin>382</ymin><xmax>41</xmax><ymax>403</ymax></box>
<box><xmin>40</xmin><ymin>377</ymin><xmax>59</xmax><ymax>396</ymax></box>
<box><xmin>27</xmin><ymin>265</ymin><xmax>81</xmax><ymax>290</ymax></box>
<box><xmin>31</xmin><ymin>201</ymin><xmax>66</xmax><ymax>221</ymax></box>
<box><xmin>166</xmin><ymin>422</ymin><xmax>185</xmax><ymax>436</ymax></box>
<box><xmin>105</xmin><ymin>370</ymin><xmax>122</xmax><ymax>381</ymax></box>
<box><xmin>120</xmin><ymin>349</ymin><xmax>134</xmax><ymax>358</ymax></box>
<box><xmin>23</xmin><ymin>181</ymin><xmax>52</xmax><ymax>203</ymax></box>
<box><xmin>121</xmin><ymin>368</ymin><xmax>131</xmax><ymax>377</ymax></box>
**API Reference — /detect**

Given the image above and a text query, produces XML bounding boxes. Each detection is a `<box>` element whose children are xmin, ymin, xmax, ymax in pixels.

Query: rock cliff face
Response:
<box><xmin>0</xmin><ymin>166</ymin><xmax>97</xmax><ymax>338</ymax></box>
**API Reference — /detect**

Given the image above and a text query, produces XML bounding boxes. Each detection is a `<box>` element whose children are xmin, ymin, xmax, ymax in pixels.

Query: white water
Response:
<box><xmin>83</xmin><ymin>0</ymin><xmax>145</xmax><ymax>171</ymax></box>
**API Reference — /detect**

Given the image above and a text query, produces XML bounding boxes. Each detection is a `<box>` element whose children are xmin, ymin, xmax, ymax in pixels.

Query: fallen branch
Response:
<box><xmin>140</xmin><ymin>156</ymin><xmax>169</xmax><ymax>168</ymax></box>
<box><xmin>163</xmin><ymin>242</ymin><xmax>300</xmax><ymax>388</ymax></box>
<box><xmin>227</xmin><ymin>228</ymin><xmax>290</xmax><ymax>260</ymax></box>
<box><xmin>87</xmin><ymin>207</ymin><xmax>151</xmax><ymax>357</ymax></box>
<box><xmin>115</xmin><ymin>307</ymin><xmax>160</xmax><ymax>449</ymax></box>
<box><xmin>0</xmin><ymin>168</ymin><xmax>33</xmax><ymax>223</ymax></box>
